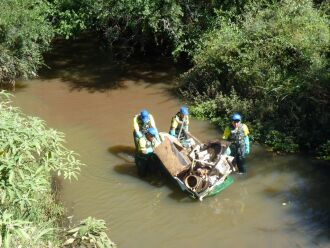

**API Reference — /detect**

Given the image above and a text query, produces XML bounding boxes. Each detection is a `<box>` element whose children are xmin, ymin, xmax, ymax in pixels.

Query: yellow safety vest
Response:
<box><xmin>170</xmin><ymin>113</ymin><xmax>189</xmax><ymax>135</ymax></box>
<box><xmin>138</xmin><ymin>136</ymin><xmax>161</xmax><ymax>154</ymax></box>
<box><xmin>133</xmin><ymin>114</ymin><xmax>156</xmax><ymax>135</ymax></box>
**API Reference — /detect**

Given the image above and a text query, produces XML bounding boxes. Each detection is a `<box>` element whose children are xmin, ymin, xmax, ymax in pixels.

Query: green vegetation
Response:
<box><xmin>181</xmin><ymin>0</ymin><xmax>330</xmax><ymax>156</ymax></box>
<box><xmin>0</xmin><ymin>91</ymin><xmax>115</xmax><ymax>247</ymax></box>
<box><xmin>0</xmin><ymin>0</ymin><xmax>54</xmax><ymax>88</ymax></box>
<box><xmin>0</xmin><ymin>1</ymin><xmax>329</xmax><ymax>154</ymax></box>
<box><xmin>0</xmin><ymin>0</ymin><xmax>329</xmax><ymax>245</ymax></box>
<box><xmin>64</xmin><ymin>217</ymin><xmax>116</xmax><ymax>248</ymax></box>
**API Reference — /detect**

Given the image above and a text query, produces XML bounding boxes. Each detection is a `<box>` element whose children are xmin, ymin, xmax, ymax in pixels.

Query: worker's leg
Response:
<box><xmin>147</xmin><ymin>154</ymin><xmax>160</xmax><ymax>174</ymax></box>
<box><xmin>236</xmin><ymin>156</ymin><xmax>246</xmax><ymax>174</ymax></box>
<box><xmin>133</xmin><ymin>131</ymin><xmax>140</xmax><ymax>150</ymax></box>
<box><xmin>135</xmin><ymin>154</ymin><xmax>148</xmax><ymax>177</ymax></box>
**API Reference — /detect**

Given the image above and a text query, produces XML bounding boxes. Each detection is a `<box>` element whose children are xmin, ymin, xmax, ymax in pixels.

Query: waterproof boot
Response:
<box><xmin>135</xmin><ymin>154</ymin><xmax>148</xmax><ymax>177</ymax></box>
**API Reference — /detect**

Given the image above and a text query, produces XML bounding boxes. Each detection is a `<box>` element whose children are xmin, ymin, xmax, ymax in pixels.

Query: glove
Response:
<box><xmin>244</xmin><ymin>136</ymin><xmax>250</xmax><ymax>155</ymax></box>
<box><xmin>146</xmin><ymin>147</ymin><xmax>153</xmax><ymax>154</ymax></box>
<box><xmin>169</xmin><ymin>129</ymin><xmax>176</xmax><ymax>136</ymax></box>
<box><xmin>153</xmin><ymin>128</ymin><xmax>161</xmax><ymax>141</ymax></box>
<box><xmin>224</xmin><ymin>147</ymin><xmax>231</xmax><ymax>156</ymax></box>
<box><xmin>136</xmin><ymin>131</ymin><xmax>143</xmax><ymax>138</ymax></box>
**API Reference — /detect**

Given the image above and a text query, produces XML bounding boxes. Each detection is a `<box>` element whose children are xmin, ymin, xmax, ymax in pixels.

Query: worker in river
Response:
<box><xmin>169</xmin><ymin>106</ymin><xmax>190</xmax><ymax>140</ymax></box>
<box><xmin>223</xmin><ymin>113</ymin><xmax>250</xmax><ymax>174</ymax></box>
<box><xmin>133</xmin><ymin>109</ymin><xmax>159</xmax><ymax>149</ymax></box>
<box><xmin>135</xmin><ymin>127</ymin><xmax>161</xmax><ymax>176</ymax></box>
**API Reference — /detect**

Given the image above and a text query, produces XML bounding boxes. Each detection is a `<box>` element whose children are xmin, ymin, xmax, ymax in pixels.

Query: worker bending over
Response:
<box><xmin>138</xmin><ymin>127</ymin><xmax>161</xmax><ymax>154</ymax></box>
<box><xmin>135</xmin><ymin>127</ymin><xmax>161</xmax><ymax>176</ymax></box>
<box><xmin>133</xmin><ymin>109</ymin><xmax>158</xmax><ymax>148</ymax></box>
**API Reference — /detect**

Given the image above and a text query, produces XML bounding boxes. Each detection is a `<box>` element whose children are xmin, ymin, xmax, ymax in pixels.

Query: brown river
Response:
<box><xmin>13</xmin><ymin>38</ymin><xmax>330</xmax><ymax>248</ymax></box>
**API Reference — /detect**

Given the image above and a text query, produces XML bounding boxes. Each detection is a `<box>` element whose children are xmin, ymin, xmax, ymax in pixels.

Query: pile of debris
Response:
<box><xmin>184</xmin><ymin>141</ymin><xmax>236</xmax><ymax>192</ymax></box>
<box><xmin>155</xmin><ymin>133</ymin><xmax>236</xmax><ymax>200</ymax></box>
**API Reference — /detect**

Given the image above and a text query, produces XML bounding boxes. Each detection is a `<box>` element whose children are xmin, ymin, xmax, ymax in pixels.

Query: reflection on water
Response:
<box><xmin>12</xmin><ymin>37</ymin><xmax>330</xmax><ymax>248</ymax></box>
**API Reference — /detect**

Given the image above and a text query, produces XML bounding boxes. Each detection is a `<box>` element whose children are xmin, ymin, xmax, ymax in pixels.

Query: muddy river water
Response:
<box><xmin>13</xmin><ymin>38</ymin><xmax>329</xmax><ymax>248</ymax></box>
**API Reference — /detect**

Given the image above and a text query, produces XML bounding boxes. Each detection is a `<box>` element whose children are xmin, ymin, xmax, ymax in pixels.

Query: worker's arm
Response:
<box><xmin>186</xmin><ymin>116</ymin><xmax>190</xmax><ymax>125</ymax></box>
<box><xmin>149</xmin><ymin>115</ymin><xmax>160</xmax><ymax>140</ymax></box>
<box><xmin>244</xmin><ymin>136</ymin><xmax>250</xmax><ymax>155</ymax></box>
<box><xmin>154</xmin><ymin>137</ymin><xmax>161</xmax><ymax>146</ymax></box>
<box><xmin>149</xmin><ymin>114</ymin><xmax>156</xmax><ymax>129</ymax></box>
<box><xmin>133</xmin><ymin>115</ymin><xmax>143</xmax><ymax>138</ymax></box>
<box><xmin>183</xmin><ymin>116</ymin><xmax>189</xmax><ymax>133</ymax></box>
<box><xmin>222</xmin><ymin>127</ymin><xmax>230</xmax><ymax>140</ymax></box>
<box><xmin>169</xmin><ymin>117</ymin><xmax>178</xmax><ymax>136</ymax></box>
<box><xmin>243</xmin><ymin>124</ymin><xmax>250</xmax><ymax>155</ymax></box>
<box><xmin>242</xmin><ymin>124</ymin><xmax>250</xmax><ymax>136</ymax></box>
<box><xmin>138</xmin><ymin>138</ymin><xmax>153</xmax><ymax>154</ymax></box>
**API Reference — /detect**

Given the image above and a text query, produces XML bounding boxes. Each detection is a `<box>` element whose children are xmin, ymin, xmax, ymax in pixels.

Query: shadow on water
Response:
<box><xmin>40</xmin><ymin>35</ymin><xmax>180</xmax><ymax>93</ymax></box>
<box><xmin>260</xmin><ymin>155</ymin><xmax>330</xmax><ymax>244</ymax></box>
<box><xmin>108</xmin><ymin>145</ymin><xmax>136</xmax><ymax>164</ymax></box>
<box><xmin>114</xmin><ymin>163</ymin><xmax>165</xmax><ymax>188</ymax></box>
<box><xmin>108</xmin><ymin>145</ymin><xmax>194</xmax><ymax>202</ymax></box>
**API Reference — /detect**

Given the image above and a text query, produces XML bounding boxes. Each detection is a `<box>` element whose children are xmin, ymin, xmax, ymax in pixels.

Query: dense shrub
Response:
<box><xmin>265</xmin><ymin>130</ymin><xmax>299</xmax><ymax>153</ymax></box>
<box><xmin>63</xmin><ymin>217</ymin><xmax>116</xmax><ymax>248</ymax></box>
<box><xmin>317</xmin><ymin>140</ymin><xmax>330</xmax><ymax>160</ymax></box>
<box><xmin>181</xmin><ymin>0</ymin><xmax>330</xmax><ymax>156</ymax></box>
<box><xmin>0</xmin><ymin>91</ymin><xmax>81</xmax><ymax>246</ymax></box>
<box><xmin>0</xmin><ymin>0</ymin><xmax>54</xmax><ymax>87</ymax></box>
<box><xmin>50</xmin><ymin>0</ymin><xmax>263</xmax><ymax>58</ymax></box>
<box><xmin>0</xmin><ymin>0</ymin><xmax>283</xmax><ymax>85</ymax></box>
<box><xmin>0</xmin><ymin>91</ymin><xmax>115</xmax><ymax>247</ymax></box>
<box><xmin>188</xmin><ymin>88</ymin><xmax>253</xmax><ymax>128</ymax></box>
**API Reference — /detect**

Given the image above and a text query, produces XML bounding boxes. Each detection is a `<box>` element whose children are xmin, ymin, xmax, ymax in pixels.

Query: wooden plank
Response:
<box><xmin>154</xmin><ymin>137</ymin><xmax>190</xmax><ymax>176</ymax></box>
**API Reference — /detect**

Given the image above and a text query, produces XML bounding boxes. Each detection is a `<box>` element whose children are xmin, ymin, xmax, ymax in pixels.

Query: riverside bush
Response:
<box><xmin>265</xmin><ymin>130</ymin><xmax>299</xmax><ymax>153</ymax></box>
<box><xmin>0</xmin><ymin>91</ymin><xmax>115</xmax><ymax>247</ymax></box>
<box><xmin>181</xmin><ymin>0</ymin><xmax>330</xmax><ymax>156</ymax></box>
<box><xmin>0</xmin><ymin>91</ymin><xmax>81</xmax><ymax>246</ymax></box>
<box><xmin>63</xmin><ymin>217</ymin><xmax>116</xmax><ymax>248</ymax></box>
<box><xmin>0</xmin><ymin>0</ymin><xmax>54</xmax><ymax>87</ymax></box>
<box><xmin>51</xmin><ymin>0</ymin><xmax>262</xmax><ymax>58</ymax></box>
<box><xmin>189</xmin><ymin>88</ymin><xmax>253</xmax><ymax>130</ymax></box>
<box><xmin>317</xmin><ymin>140</ymin><xmax>330</xmax><ymax>160</ymax></box>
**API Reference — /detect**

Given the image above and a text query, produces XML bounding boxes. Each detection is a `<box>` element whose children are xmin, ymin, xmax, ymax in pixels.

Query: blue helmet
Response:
<box><xmin>231</xmin><ymin>113</ymin><xmax>242</xmax><ymax>121</ymax></box>
<box><xmin>180</xmin><ymin>106</ymin><xmax>189</xmax><ymax>115</ymax></box>
<box><xmin>140</xmin><ymin>109</ymin><xmax>149</xmax><ymax>123</ymax></box>
<box><xmin>147</xmin><ymin>127</ymin><xmax>157</xmax><ymax>137</ymax></box>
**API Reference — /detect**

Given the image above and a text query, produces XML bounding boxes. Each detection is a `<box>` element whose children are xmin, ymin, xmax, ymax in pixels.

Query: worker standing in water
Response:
<box><xmin>133</xmin><ymin>109</ymin><xmax>159</xmax><ymax>149</ymax></box>
<box><xmin>223</xmin><ymin>113</ymin><xmax>250</xmax><ymax>174</ymax></box>
<box><xmin>169</xmin><ymin>106</ymin><xmax>190</xmax><ymax>141</ymax></box>
<box><xmin>135</xmin><ymin>127</ymin><xmax>161</xmax><ymax>176</ymax></box>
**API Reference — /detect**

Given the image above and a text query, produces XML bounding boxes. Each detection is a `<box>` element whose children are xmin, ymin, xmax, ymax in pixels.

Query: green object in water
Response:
<box><xmin>207</xmin><ymin>176</ymin><xmax>234</xmax><ymax>197</ymax></box>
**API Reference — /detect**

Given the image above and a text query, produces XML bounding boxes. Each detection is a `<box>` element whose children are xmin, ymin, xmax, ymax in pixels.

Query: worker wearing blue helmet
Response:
<box><xmin>137</xmin><ymin>127</ymin><xmax>161</xmax><ymax>154</ymax></box>
<box><xmin>169</xmin><ymin>106</ymin><xmax>190</xmax><ymax>139</ymax></box>
<box><xmin>133</xmin><ymin>109</ymin><xmax>159</xmax><ymax>148</ymax></box>
<box><xmin>223</xmin><ymin>113</ymin><xmax>250</xmax><ymax>174</ymax></box>
<box><xmin>135</xmin><ymin>127</ymin><xmax>161</xmax><ymax>176</ymax></box>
